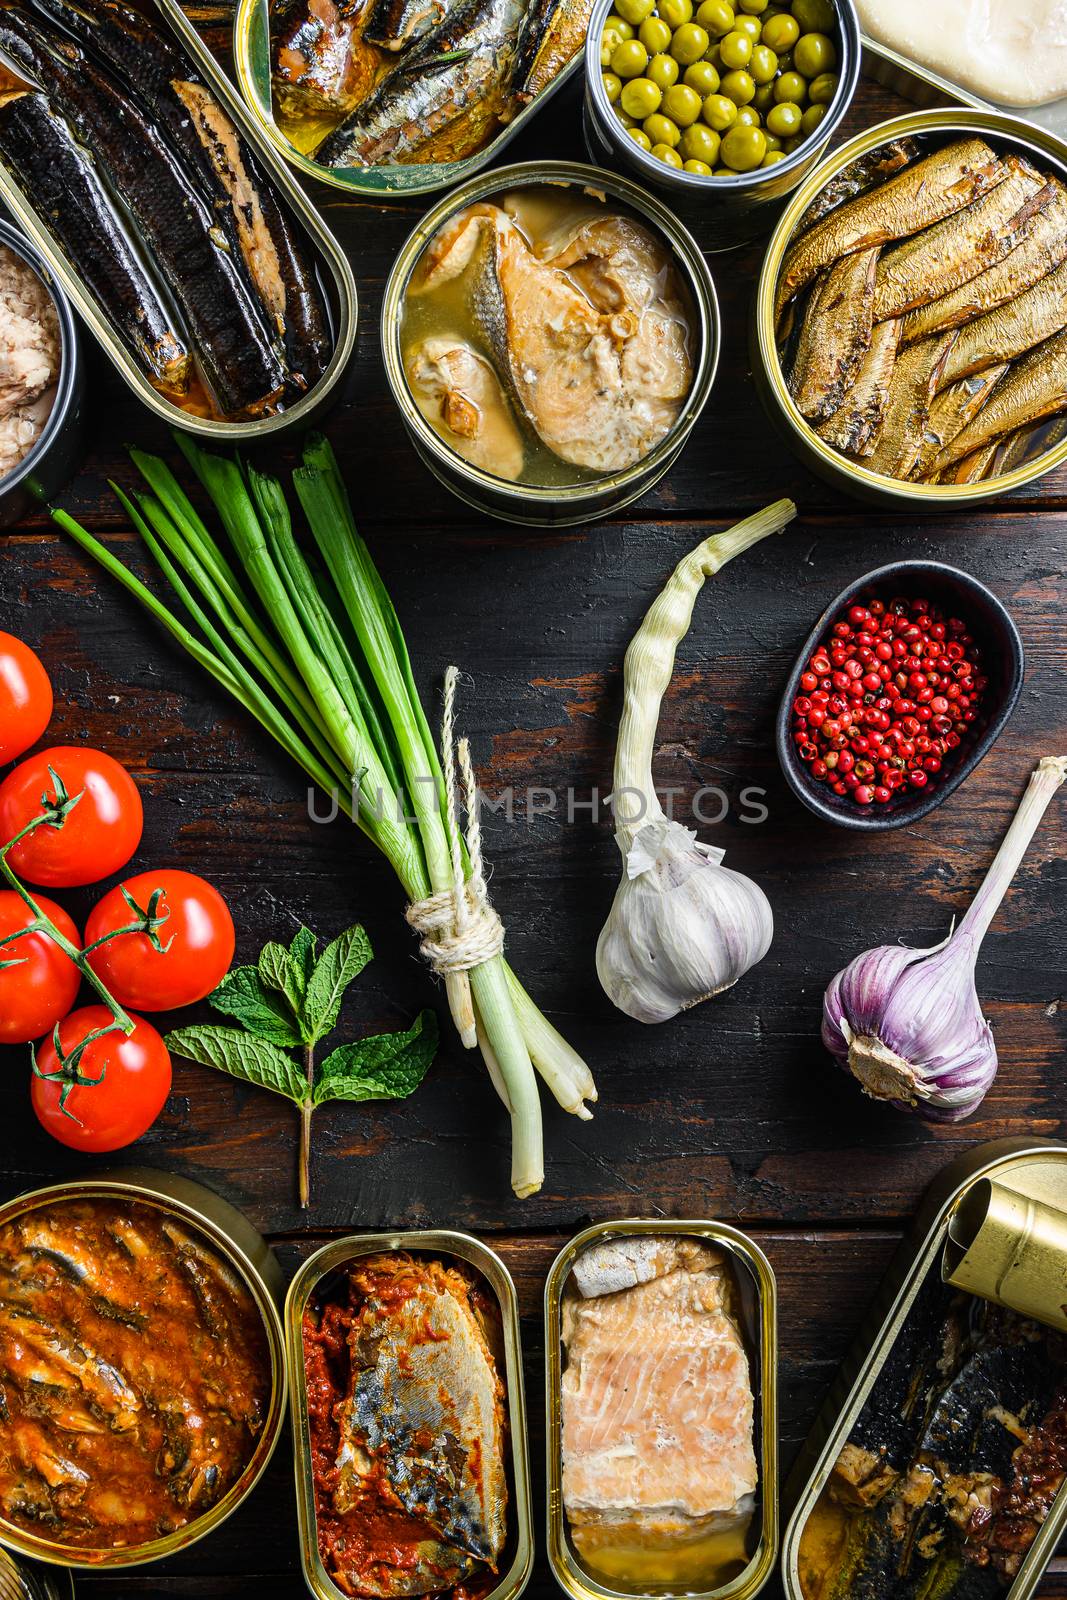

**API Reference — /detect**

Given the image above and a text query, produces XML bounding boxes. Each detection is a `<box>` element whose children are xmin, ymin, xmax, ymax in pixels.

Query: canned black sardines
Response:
<box><xmin>584</xmin><ymin>0</ymin><xmax>861</xmax><ymax>251</ymax></box>
<box><xmin>381</xmin><ymin>161</ymin><xmax>719</xmax><ymax>527</ymax></box>
<box><xmin>0</xmin><ymin>1169</ymin><xmax>287</xmax><ymax>1570</ymax></box>
<box><xmin>546</xmin><ymin>1219</ymin><xmax>778</xmax><ymax>1600</ymax></box>
<box><xmin>782</xmin><ymin>1138</ymin><xmax>1067</xmax><ymax>1600</ymax></box>
<box><xmin>753</xmin><ymin>109</ymin><xmax>1067</xmax><ymax>506</ymax></box>
<box><xmin>0</xmin><ymin>221</ymin><xmax>84</xmax><ymax>528</ymax></box>
<box><xmin>0</xmin><ymin>0</ymin><xmax>356</xmax><ymax>439</ymax></box>
<box><xmin>285</xmin><ymin>1230</ymin><xmax>533</xmax><ymax>1600</ymax></box>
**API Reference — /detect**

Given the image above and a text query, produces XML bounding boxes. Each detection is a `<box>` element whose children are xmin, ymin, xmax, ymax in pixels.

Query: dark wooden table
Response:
<box><xmin>2</xmin><ymin>60</ymin><xmax>1066</xmax><ymax>1600</ymax></box>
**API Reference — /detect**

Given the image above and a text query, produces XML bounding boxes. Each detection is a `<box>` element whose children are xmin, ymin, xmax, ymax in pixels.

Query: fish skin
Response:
<box><xmin>930</xmin><ymin>326</ymin><xmax>1067</xmax><ymax>474</ymax></box>
<box><xmin>789</xmin><ymin>246</ymin><xmax>879</xmax><ymax>421</ymax></box>
<box><xmin>0</xmin><ymin>10</ymin><xmax>287</xmax><ymax>417</ymax></box>
<box><xmin>866</xmin><ymin>331</ymin><xmax>956</xmax><ymax>480</ymax></box>
<box><xmin>797</xmin><ymin>137</ymin><xmax>923</xmax><ymax>233</ymax></box>
<box><xmin>508</xmin><ymin>0</ymin><xmax>592</xmax><ymax>105</ymax></box>
<box><xmin>911</xmin><ymin>364</ymin><xmax>1008</xmax><ymax>480</ymax></box>
<box><xmin>271</xmin><ymin>0</ymin><xmax>378</xmax><ymax>118</ymax></box>
<box><xmin>317</xmin><ymin>0</ymin><xmax>524</xmax><ymax>165</ymax></box>
<box><xmin>0</xmin><ymin>92</ymin><xmax>189</xmax><ymax>392</ymax></box>
<box><xmin>363</xmin><ymin>0</ymin><xmax>451</xmax><ymax>49</ymax></box>
<box><xmin>775</xmin><ymin>138</ymin><xmax>1004</xmax><ymax>322</ymax></box>
<box><xmin>334</xmin><ymin>1255</ymin><xmax>507</xmax><ymax>1598</ymax></box>
<box><xmin>871</xmin><ymin>158</ymin><xmax>1045</xmax><ymax>322</ymax></box>
<box><xmin>817</xmin><ymin>317</ymin><xmax>901</xmax><ymax>457</ymax></box>
<box><xmin>29</xmin><ymin>0</ymin><xmax>331</xmax><ymax>390</ymax></box>
<box><xmin>899</xmin><ymin>181</ymin><xmax>1067</xmax><ymax>346</ymax></box>
<box><xmin>938</xmin><ymin>259</ymin><xmax>1067</xmax><ymax>388</ymax></box>
<box><xmin>0</xmin><ymin>1305</ymin><xmax>140</xmax><ymax>1432</ymax></box>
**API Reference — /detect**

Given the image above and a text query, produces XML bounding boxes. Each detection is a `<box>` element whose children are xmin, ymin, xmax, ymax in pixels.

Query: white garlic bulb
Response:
<box><xmin>597</xmin><ymin>818</ymin><xmax>774</xmax><ymax>1024</ymax></box>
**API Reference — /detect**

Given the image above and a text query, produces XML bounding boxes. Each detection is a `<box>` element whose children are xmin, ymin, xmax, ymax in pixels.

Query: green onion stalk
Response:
<box><xmin>52</xmin><ymin>435</ymin><xmax>595</xmax><ymax>1197</ymax></box>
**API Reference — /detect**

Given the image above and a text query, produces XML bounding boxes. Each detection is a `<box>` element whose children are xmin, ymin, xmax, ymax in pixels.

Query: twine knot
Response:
<box><xmin>405</xmin><ymin>667</ymin><xmax>504</xmax><ymax>976</ymax></box>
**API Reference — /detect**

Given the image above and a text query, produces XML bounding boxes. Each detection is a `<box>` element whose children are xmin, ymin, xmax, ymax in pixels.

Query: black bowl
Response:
<box><xmin>776</xmin><ymin>561</ymin><xmax>1024</xmax><ymax>832</ymax></box>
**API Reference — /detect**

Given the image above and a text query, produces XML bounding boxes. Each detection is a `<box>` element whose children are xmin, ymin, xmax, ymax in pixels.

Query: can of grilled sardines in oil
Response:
<box><xmin>781</xmin><ymin>1138</ymin><xmax>1067</xmax><ymax>1600</ymax></box>
<box><xmin>286</xmin><ymin>1230</ymin><xmax>534</xmax><ymax>1600</ymax></box>
<box><xmin>545</xmin><ymin>1218</ymin><xmax>778</xmax><ymax>1600</ymax></box>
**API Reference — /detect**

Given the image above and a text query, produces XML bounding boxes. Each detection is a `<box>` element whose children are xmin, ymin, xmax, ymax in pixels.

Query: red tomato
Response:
<box><xmin>0</xmin><ymin>746</ymin><xmax>143</xmax><ymax>888</ymax></box>
<box><xmin>85</xmin><ymin>869</ymin><xmax>235</xmax><ymax>1010</ymax></box>
<box><xmin>31</xmin><ymin>1005</ymin><xmax>171</xmax><ymax>1152</ymax></box>
<box><xmin>0</xmin><ymin>633</ymin><xmax>52</xmax><ymax>765</ymax></box>
<box><xmin>0</xmin><ymin>891</ymin><xmax>81</xmax><ymax>1044</ymax></box>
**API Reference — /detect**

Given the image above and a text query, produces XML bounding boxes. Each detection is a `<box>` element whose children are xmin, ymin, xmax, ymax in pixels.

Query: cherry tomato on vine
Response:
<box><xmin>0</xmin><ymin>746</ymin><xmax>143</xmax><ymax>888</ymax></box>
<box><xmin>85</xmin><ymin>869</ymin><xmax>235</xmax><ymax>1010</ymax></box>
<box><xmin>0</xmin><ymin>634</ymin><xmax>52</xmax><ymax>765</ymax></box>
<box><xmin>31</xmin><ymin>1005</ymin><xmax>171</xmax><ymax>1152</ymax></box>
<box><xmin>0</xmin><ymin>891</ymin><xmax>81</xmax><ymax>1044</ymax></box>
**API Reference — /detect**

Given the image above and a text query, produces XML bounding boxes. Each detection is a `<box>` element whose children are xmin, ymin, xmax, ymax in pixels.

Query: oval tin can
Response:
<box><xmin>753</xmin><ymin>110</ymin><xmax>1067</xmax><ymax>507</ymax></box>
<box><xmin>285</xmin><ymin>1229</ymin><xmax>534</xmax><ymax>1600</ymax></box>
<box><xmin>0</xmin><ymin>1167</ymin><xmax>287</xmax><ymax>1570</ymax></box>
<box><xmin>545</xmin><ymin>1218</ymin><xmax>779</xmax><ymax>1600</ymax></box>
<box><xmin>0</xmin><ymin>0</ymin><xmax>357</xmax><ymax>441</ymax></box>
<box><xmin>781</xmin><ymin>1137</ymin><xmax>1067</xmax><ymax>1600</ymax></box>
<box><xmin>380</xmin><ymin>160</ymin><xmax>720</xmax><ymax>526</ymax></box>
<box><xmin>582</xmin><ymin>0</ymin><xmax>861</xmax><ymax>253</ymax></box>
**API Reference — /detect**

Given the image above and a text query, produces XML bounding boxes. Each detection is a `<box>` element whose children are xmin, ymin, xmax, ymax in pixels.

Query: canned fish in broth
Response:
<box><xmin>546</xmin><ymin>1219</ymin><xmax>778</xmax><ymax>1600</ymax></box>
<box><xmin>286</xmin><ymin>1230</ymin><xmax>533</xmax><ymax>1600</ymax></box>
<box><xmin>781</xmin><ymin>1138</ymin><xmax>1067</xmax><ymax>1600</ymax></box>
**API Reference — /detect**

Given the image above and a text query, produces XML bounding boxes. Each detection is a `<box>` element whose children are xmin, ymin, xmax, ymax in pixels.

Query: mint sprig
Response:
<box><xmin>166</xmin><ymin>924</ymin><xmax>437</xmax><ymax>1206</ymax></box>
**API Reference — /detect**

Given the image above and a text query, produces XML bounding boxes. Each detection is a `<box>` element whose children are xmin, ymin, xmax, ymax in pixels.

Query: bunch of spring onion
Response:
<box><xmin>53</xmin><ymin>434</ymin><xmax>596</xmax><ymax>1197</ymax></box>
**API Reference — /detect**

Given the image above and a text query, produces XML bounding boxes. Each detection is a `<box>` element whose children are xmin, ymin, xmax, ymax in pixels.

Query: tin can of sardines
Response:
<box><xmin>0</xmin><ymin>1167</ymin><xmax>286</xmax><ymax>1571</ymax></box>
<box><xmin>232</xmin><ymin>0</ymin><xmax>584</xmax><ymax>198</ymax></box>
<box><xmin>381</xmin><ymin>160</ymin><xmax>719</xmax><ymax>526</ymax></box>
<box><xmin>0</xmin><ymin>0</ymin><xmax>356</xmax><ymax>439</ymax></box>
<box><xmin>782</xmin><ymin>1138</ymin><xmax>1067</xmax><ymax>1600</ymax></box>
<box><xmin>583</xmin><ymin>0</ymin><xmax>861</xmax><ymax>252</ymax></box>
<box><xmin>286</xmin><ymin>1230</ymin><xmax>534</xmax><ymax>1600</ymax></box>
<box><xmin>546</xmin><ymin>1219</ymin><xmax>778</xmax><ymax>1600</ymax></box>
<box><xmin>753</xmin><ymin>110</ymin><xmax>1067</xmax><ymax>507</ymax></box>
<box><xmin>0</xmin><ymin>1548</ymin><xmax>73</xmax><ymax>1600</ymax></box>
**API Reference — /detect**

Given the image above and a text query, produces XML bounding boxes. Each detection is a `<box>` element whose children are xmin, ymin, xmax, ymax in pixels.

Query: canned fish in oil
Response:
<box><xmin>752</xmin><ymin>109</ymin><xmax>1067</xmax><ymax>507</ymax></box>
<box><xmin>380</xmin><ymin>160</ymin><xmax>720</xmax><ymax>527</ymax></box>
<box><xmin>0</xmin><ymin>1168</ymin><xmax>287</xmax><ymax>1571</ymax></box>
<box><xmin>545</xmin><ymin>1218</ymin><xmax>778</xmax><ymax>1600</ymax></box>
<box><xmin>285</xmin><ymin>1229</ymin><xmax>534</xmax><ymax>1600</ymax></box>
<box><xmin>781</xmin><ymin>1138</ymin><xmax>1067</xmax><ymax>1600</ymax></box>
<box><xmin>0</xmin><ymin>0</ymin><xmax>357</xmax><ymax>440</ymax></box>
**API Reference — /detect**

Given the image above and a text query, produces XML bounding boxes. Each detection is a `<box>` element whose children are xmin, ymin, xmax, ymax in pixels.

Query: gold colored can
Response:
<box><xmin>0</xmin><ymin>1168</ymin><xmax>287</xmax><ymax>1571</ymax></box>
<box><xmin>545</xmin><ymin>1218</ymin><xmax>779</xmax><ymax>1600</ymax></box>
<box><xmin>285</xmin><ymin>1230</ymin><xmax>534</xmax><ymax>1600</ymax></box>
<box><xmin>0</xmin><ymin>0</ymin><xmax>357</xmax><ymax>440</ymax></box>
<box><xmin>781</xmin><ymin>1138</ymin><xmax>1067</xmax><ymax>1600</ymax></box>
<box><xmin>753</xmin><ymin>110</ymin><xmax>1067</xmax><ymax>507</ymax></box>
<box><xmin>0</xmin><ymin>1548</ymin><xmax>73</xmax><ymax>1600</ymax></box>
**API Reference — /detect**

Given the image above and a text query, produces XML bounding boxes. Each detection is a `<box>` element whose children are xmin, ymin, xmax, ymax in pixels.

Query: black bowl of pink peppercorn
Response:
<box><xmin>776</xmin><ymin>561</ymin><xmax>1024</xmax><ymax>831</ymax></box>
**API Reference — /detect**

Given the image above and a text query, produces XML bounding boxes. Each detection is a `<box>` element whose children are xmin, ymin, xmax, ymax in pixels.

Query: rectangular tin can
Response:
<box><xmin>0</xmin><ymin>1166</ymin><xmax>288</xmax><ymax>1570</ymax></box>
<box><xmin>285</xmin><ymin>1229</ymin><xmax>534</xmax><ymax>1600</ymax></box>
<box><xmin>0</xmin><ymin>0</ymin><xmax>357</xmax><ymax>439</ymax></box>
<box><xmin>860</xmin><ymin>34</ymin><xmax>1067</xmax><ymax>143</ymax></box>
<box><xmin>781</xmin><ymin>1137</ymin><xmax>1067</xmax><ymax>1600</ymax></box>
<box><xmin>752</xmin><ymin>108</ymin><xmax>1067</xmax><ymax>508</ymax></box>
<box><xmin>545</xmin><ymin>1218</ymin><xmax>778</xmax><ymax>1600</ymax></box>
<box><xmin>233</xmin><ymin>0</ymin><xmax>583</xmax><ymax>199</ymax></box>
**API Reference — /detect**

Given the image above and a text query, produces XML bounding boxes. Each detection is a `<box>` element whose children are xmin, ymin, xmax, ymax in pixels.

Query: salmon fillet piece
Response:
<box><xmin>562</xmin><ymin>1241</ymin><xmax>757</xmax><ymax>1554</ymax></box>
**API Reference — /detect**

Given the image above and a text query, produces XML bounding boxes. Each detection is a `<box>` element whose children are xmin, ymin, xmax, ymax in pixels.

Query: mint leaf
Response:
<box><xmin>313</xmin><ymin>1009</ymin><xmax>438</xmax><ymax>1106</ymax></box>
<box><xmin>258</xmin><ymin>941</ymin><xmax>292</xmax><ymax>994</ymax></box>
<box><xmin>289</xmin><ymin>926</ymin><xmax>317</xmax><ymax>994</ymax></box>
<box><xmin>166</xmin><ymin>1024</ymin><xmax>305</xmax><ymax>1103</ymax></box>
<box><xmin>303</xmin><ymin>924</ymin><xmax>373</xmax><ymax>1044</ymax></box>
<box><xmin>209</xmin><ymin>965</ymin><xmax>303</xmax><ymax>1048</ymax></box>
<box><xmin>259</xmin><ymin>926</ymin><xmax>317</xmax><ymax>1033</ymax></box>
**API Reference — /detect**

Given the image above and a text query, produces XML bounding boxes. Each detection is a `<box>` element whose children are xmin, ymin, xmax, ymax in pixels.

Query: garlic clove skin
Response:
<box><xmin>596</xmin><ymin>818</ymin><xmax>774</xmax><ymax>1025</ymax></box>
<box><xmin>822</xmin><ymin>937</ymin><xmax>998</xmax><ymax>1120</ymax></box>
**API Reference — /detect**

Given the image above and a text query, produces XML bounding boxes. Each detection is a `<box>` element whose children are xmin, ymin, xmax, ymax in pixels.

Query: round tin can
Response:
<box><xmin>0</xmin><ymin>220</ymin><xmax>84</xmax><ymax>530</ymax></box>
<box><xmin>0</xmin><ymin>1549</ymin><xmax>73</xmax><ymax>1600</ymax></box>
<box><xmin>583</xmin><ymin>0</ymin><xmax>861</xmax><ymax>253</ymax></box>
<box><xmin>380</xmin><ymin>160</ymin><xmax>720</xmax><ymax>527</ymax></box>
<box><xmin>753</xmin><ymin>109</ymin><xmax>1067</xmax><ymax>507</ymax></box>
<box><xmin>0</xmin><ymin>1168</ymin><xmax>287</xmax><ymax>1571</ymax></box>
